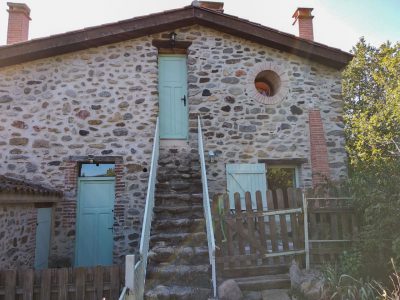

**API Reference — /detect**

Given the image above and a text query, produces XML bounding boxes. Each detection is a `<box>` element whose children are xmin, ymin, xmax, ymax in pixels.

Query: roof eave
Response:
<box><xmin>0</xmin><ymin>6</ymin><xmax>352</xmax><ymax>69</ymax></box>
<box><xmin>194</xmin><ymin>9</ymin><xmax>351</xmax><ymax>69</ymax></box>
<box><xmin>0</xmin><ymin>7</ymin><xmax>197</xmax><ymax>67</ymax></box>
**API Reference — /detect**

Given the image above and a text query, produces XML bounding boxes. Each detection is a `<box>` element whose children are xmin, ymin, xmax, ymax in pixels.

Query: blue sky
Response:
<box><xmin>0</xmin><ymin>0</ymin><xmax>398</xmax><ymax>52</ymax></box>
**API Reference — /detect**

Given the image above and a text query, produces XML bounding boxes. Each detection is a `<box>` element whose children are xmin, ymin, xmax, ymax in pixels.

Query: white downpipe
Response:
<box><xmin>198</xmin><ymin>116</ymin><xmax>217</xmax><ymax>299</ymax></box>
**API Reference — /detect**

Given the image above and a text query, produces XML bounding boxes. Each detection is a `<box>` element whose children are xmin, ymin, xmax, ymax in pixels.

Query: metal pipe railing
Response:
<box><xmin>120</xmin><ymin>117</ymin><xmax>160</xmax><ymax>300</ymax></box>
<box><xmin>197</xmin><ymin>116</ymin><xmax>217</xmax><ymax>299</ymax></box>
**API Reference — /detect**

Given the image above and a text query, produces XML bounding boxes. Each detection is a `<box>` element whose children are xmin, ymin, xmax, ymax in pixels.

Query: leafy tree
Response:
<box><xmin>343</xmin><ymin>38</ymin><xmax>400</xmax><ymax>164</ymax></box>
<box><xmin>349</xmin><ymin>159</ymin><xmax>400</xmax><ymax>280</ymax></box>
<box><xmin>337</xmin><ymin>39</ymin><xmax>400</xmax><ymax>284</ymax></box>
<box><xmin>106</xmin><ymin>168</ymin><xmax>115</xmax><ymax>177</ymax></box>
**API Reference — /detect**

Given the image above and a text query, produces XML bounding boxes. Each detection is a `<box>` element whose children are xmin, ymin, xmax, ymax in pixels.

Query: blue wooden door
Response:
<box><xmin>75</xmin><ymin>178</ymin><xmax>115</xmax><ymax>267</ymax></box>
<box><xmin>226</xmin><ymin>164</ymin><xmax>268</xmax><ymax>209</ymax></box>
<box><xmin>34</xmin><ymin>207</ymin><xmax>52</xmax><ymax>269</ymax></box>
<box><xmin>158</xmin><ymin>55</ymin><xmax>188</xmax><ymax>139</ymax></box>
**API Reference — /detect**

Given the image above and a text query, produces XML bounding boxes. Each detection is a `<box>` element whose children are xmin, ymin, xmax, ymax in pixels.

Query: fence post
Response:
<box><xmin>125</xmin><ymin>255</ymin><xmax>135</xmax><ymax>292</ymax></box>
<box><xmin>302</xmin><ymin>192</ymin><xmax>310</xmax><ymax>270</ymax></box>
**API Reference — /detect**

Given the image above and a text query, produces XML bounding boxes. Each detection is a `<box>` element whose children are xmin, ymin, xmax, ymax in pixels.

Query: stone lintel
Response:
<box><xmin>66</xmin><ymin>155</ymin><xmax>123</xmax><ymax>163</ymax></box>
<box><xmin>258</xmin><ymin>158</ymin><xmax>308</xmax><ymax>166</ymax></box>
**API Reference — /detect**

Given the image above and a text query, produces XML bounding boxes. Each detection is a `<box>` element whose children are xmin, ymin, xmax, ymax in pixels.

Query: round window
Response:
<box><xmin>247</xmin><ymin>62</ymin><xmax>288</xmax><ymax>105</ymax></box>
<box><xmin>254</xmin><ymin>70</ymin><xmax>281</xmax><ymax>97</ymax></box>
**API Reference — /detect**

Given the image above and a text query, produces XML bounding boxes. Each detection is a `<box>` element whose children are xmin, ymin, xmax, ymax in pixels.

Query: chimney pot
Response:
<box><xmin>292</xmin><ymin>7</ymin><xmax>314</xmax><ymax>41</ymax></box>
<box><xmin>192</xmin><ymin>1</ymin><xmax>224</xmax><ymax>13</ymax></box>
<box><xmin>7</xmin><ymin>2</ymin><xmax>31</xmax><ymax>45</ymax></box>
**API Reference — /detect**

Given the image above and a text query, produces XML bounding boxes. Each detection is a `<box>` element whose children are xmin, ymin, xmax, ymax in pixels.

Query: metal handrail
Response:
<box><xmin>197</xmin><ymin>116</ymin><xmax>217</xmax><ymax>299</ymax></box>
<box><xmin>139</xmin><ymin>116</ymin><xmax>160</xmax><ymax>266</ymax></box>
<box><xmin>120</xmin><ymin>117</ymin><xmax>160</xmax><ymax>300</ymax></box>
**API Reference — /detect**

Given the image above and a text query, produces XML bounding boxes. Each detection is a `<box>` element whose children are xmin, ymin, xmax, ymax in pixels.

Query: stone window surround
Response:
<box><xmin>247</xmin><ymin>61</ymin><xmax>289</xmax><ymax>105</ymax></box>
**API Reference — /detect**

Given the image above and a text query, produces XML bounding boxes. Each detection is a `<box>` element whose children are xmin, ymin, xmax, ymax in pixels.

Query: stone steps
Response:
<box><xmin>150</xmin><ymin>232</ymin><xmax>207</xmax><ymax>247</ymax></box>
<box><xmin>157</xmin><ymin>173</ymin><xmax>201</xmax><ymax>182</ymax></box>
<box><xmin>261</xmin><ymin>289</ymin><xmax>291</xmax><ymax>300</ymax></box>
<box><xmin>153</xmin><ymin>204</ymin><xmax>204</xmax><ymax>219</ymax></box>
<box><xmin>145</xmin><ymin>153</ymin><xmax>211</xmax><ymax>299</ymax></box>
<box><xmin>221</xmin><ymin>264</ymin><xmax>289</xmax><ymax>278</ymax></box>
<box><xmin>146</xmin><ymin>264</ymin><xmax>211</xmax><ymax>288</ymax></box>
<box><xmin>155</xmin><ymin>193</ymin><xmax>203</xmax><ymax>206</ymax></box>
<box><xmin>148</xmin><ymin>245</ymin><xmax>208</xmax><ymax>265</ymax></box>
<box><xmin>145</xmin><ymin>285</ymin><xmax>211</xmax><ymax>300</ymax></box>
<box><xmin>155</xmin><ymin>181</ymin><xmax>202</xmax><ymax>193</ymax></box>
<box><xmin>152</xmin><ymin>218</ymin><xmax>205</xmax><ymax>233</ymax></box>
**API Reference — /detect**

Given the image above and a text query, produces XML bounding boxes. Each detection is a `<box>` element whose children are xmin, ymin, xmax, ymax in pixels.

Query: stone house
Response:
<box><xmin>0</xmin><ymin>1</ymin><xmax>352</xmax><ymax>270</ymax></box>
<box><xmin>0</xmin><ymin>175</ymin><xmax>62</xmax><ymax>269</ymax></box>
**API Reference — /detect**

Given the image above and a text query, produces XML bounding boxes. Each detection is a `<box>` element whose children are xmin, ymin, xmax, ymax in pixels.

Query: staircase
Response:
<box><xmin>144</xmin><ymin>148</ymin><xmax>212</xmax><ymax>299</ymax></box>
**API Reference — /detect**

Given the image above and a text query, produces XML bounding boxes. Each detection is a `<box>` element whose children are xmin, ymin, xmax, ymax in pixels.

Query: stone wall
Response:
<box><xmin>0</xmin><ymin>36</ymin><xmax>159</xmax><ymax>263</ymax></box>
<box><xmin>169</xmin><ymin>26</ymin><xmax>347</xmax><ymax>191</ymax></box>
<box><xmin>0</xmin><ymin>25</ymin><xmax>347</xmax><ymax>262</ymax></box>
<box><xmin>0</xmin><ymin>204</ymin><xmax>37</xmax><ymax>269</ymax></box>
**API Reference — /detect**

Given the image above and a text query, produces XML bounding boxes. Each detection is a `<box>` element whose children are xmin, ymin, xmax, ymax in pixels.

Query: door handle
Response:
<box><xmin>181</xmin><ymin>95</ymin><xmax>186</xmax><ymax>106</ymax></box>
<box><xmin>108</xmin><ymin>227</ymin><xmax>113</xmax><ymax>231</ymax></box>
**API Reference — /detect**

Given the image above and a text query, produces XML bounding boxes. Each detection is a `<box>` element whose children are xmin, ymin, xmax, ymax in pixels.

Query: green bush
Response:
<box><xmin>339</xmin><ymin>250</ymin><xmax>363</xmax><ymax>279</ymax></box>
<box><xmin>348</xmin><ymin>159</ymin><xmax>400</xmax><ymax>280</ymax></box>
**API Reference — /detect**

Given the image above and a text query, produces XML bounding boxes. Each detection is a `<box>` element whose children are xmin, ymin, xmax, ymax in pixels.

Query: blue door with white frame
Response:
<box><xmin>75</xmin><ymin>178</ymin><xmax>115</xmax><ymax>267</ymax></box>
<box><xmin>158</xmin><ymin>55</ymin><xmax>188</xmax><ymax>139</ymax></box>
<box><xmin>226</xmin><ymin>163</ymin><xmax>268</xmax><ymax>209</ymax></box>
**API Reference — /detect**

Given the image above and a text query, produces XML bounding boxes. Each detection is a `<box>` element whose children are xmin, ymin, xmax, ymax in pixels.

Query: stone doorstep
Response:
<box><xmin>261</xmin><ymin>289</ymin><xmax>291</xmax><ymax>300</ymax></box>
<box><xmin>159</xmin><ymin>139</ymin><xmax>190</xmax><ymax>149</ymax></box>
<box><xmin>234</xmin><ymin>274</ymin><xmax>290</xmax><ymax>291</ymax></box>
<box><xmin>145</xmin><ymin>284</ymin><xmax>211</xmax><ymax>300</ymax></box>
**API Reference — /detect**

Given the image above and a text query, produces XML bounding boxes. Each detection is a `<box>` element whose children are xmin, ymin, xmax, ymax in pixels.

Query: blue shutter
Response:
<box><xmin>226</xmin><ymin>163</ymin><xmax>268</xmax><ymax>209</ymax></box>
<box><xmin>34</xmin><ymin>207</ymin><xmax>52</xmax><ymax>269</ymax></box>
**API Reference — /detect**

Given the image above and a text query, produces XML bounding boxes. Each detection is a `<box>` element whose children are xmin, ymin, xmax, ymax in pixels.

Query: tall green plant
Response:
<box><xmin>322</xmin><ymin>264</ymin><xmax>377</xmax><ymax>300</ymax></box>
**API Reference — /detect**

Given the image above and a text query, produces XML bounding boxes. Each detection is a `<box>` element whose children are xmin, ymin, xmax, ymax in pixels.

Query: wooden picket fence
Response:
<box><xmin>0</xmin><ymin>265</ymin><xmax>124</xmax><ymax>300</ymax></box>
<box><xmin>212</xmin><ymin>188</ymin><xmax>306</xmax><ymax>274</ymax></box>
<box><xmin>212</xmin><ymin>188</ymin><xmax>358</xmax><ymax>273</ymax></box>
<box><xmin>307</xmin><ymin>197</ymin><xmax>358</xmax><ymax>265</ymax></box>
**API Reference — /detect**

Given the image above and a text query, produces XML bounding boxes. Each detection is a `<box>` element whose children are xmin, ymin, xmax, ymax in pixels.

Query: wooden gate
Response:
<box><xmin>307</xmin><ymin>197</ymin><xmax>358</xmax><ymax>265</ymax></box>
<box><xmin>212</xmin><ymin>188</ymin><xmax>306</xmax><ymax>274</ymax></box>
<box><xmin>212</xmin><ymin>189</ymin><xmax>359</xmax><ymax>275</ymax></box>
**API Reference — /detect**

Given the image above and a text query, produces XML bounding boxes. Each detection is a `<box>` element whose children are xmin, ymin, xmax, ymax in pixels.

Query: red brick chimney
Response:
<box><xmin>7</xmin><ymin>2</ymin><xmax>31</xmax><ymax>45</ymax></box>
<box><xmin>292</xmin><ymin>7</ymin><xmax>314</xmax><ymax>41</ymax></box>
<box><xmin>192</xmin><ymin>1</ymin><xmax>224</xmax><ymax>13</ymax></box>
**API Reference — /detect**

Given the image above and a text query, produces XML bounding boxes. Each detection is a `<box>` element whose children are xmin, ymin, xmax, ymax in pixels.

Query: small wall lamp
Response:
<box><xmin>208</xmin><ymin>150</ymin><xmax>216</xmax><ymax>163</ymax></box>
<box><xmin>87</xmin><ymin>154</ymin><xmax>94</xmax><ymax>164</ymax></box>
<box><xmin>169</xmin><ymin>31</ymin><xmax>177</xmax><ymax>47</ymax></box>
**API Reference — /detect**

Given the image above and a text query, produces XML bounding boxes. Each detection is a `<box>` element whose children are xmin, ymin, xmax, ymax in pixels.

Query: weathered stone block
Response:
<box><xmin>9</xmin><ymin>138</ymin><xmax>29</xmax><ymax>146</ymax></box>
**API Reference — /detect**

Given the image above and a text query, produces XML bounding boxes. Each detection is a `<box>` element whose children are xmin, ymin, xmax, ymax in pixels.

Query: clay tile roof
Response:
<box><xmin>0</xmin><ymin>5</ymin><xmax>352</xmax><ymax>69</ymax></box>
<box><xmin>0</xmin><ymin>175</ymin><xmax>63</xmax><ymax>197</ymax></box>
